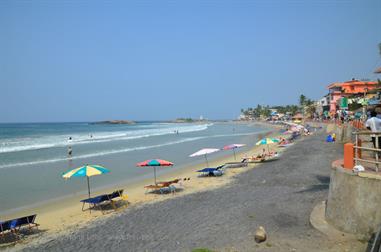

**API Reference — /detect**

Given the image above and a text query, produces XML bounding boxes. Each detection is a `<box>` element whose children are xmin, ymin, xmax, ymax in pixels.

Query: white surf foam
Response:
<box><xmin>0</xmin><ymin>123</ymin><xmax>212</xmax><ymax>154</ymax></box>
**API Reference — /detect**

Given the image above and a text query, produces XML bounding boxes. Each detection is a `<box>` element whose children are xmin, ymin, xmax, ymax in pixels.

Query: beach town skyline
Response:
<box><xmin>1</xmin><ymin>0</ymin><xmax>380</xmax><ymax>123</ymax></box>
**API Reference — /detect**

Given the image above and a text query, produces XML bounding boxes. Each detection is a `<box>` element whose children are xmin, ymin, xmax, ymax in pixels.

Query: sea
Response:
<box><xmin>0</xmin><ymin>121</ymin><xmax>269</xmax><ymax>214</ymax></box>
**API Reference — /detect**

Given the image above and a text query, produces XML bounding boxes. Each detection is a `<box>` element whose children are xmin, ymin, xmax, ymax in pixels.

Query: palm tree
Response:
<box><xmin>299</xmin><ymin>94</ymin><xmax>306</xmax><ymax>107</ymax></box>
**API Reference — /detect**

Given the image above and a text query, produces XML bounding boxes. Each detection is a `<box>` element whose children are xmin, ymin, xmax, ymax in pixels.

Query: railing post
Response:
<box><xmin>355</xmin><ymin>133</ymin><xmax>358</xmax><ymax>166</ymax></box>
<box><xmin>376</xmin><ymin>136</ymin><xmax>379</xmax><ymax>173</ymax></box>
<box><xmin>344</xmin><ymin>143</ymin><xmax>354</xmax><ymax>169</ymax></box>
<box><xmin>351</xmin><ymin>131</ymin><xmax>381</xmax><ymax>173</ymax></box>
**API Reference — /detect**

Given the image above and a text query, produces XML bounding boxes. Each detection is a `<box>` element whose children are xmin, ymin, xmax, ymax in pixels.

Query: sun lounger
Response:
<box><xmin>0</xmin><ymin>214</ymin><xmax>39</xmax><ymax>238</ymax></box>
<box><xmin>197</xmin><ymin>165</ymin><xmax>224</xmax><ymax>176</ymax></box>
<box><xmin>144</xmin><ymin>179</ymin><xmax>182</xmax><ymax>194</ymax></box>
<box><xmin>144</xmin><ymin>183</ymin><xmax>177</xmax><ymax>194</ymax></box>
<box><xmin>240</xmin><ymin>156</ymin><xmax>265</xmax><ymax>163</ymax></box>
<box><xmin>225</xmin><ymin>159</ymin><xmax>249</xmax><ymax>168</ymax></box>
<box><xmin>278</xmin><ymin>143</ymin><xmax>294</xmax><ymax>148</ymax></box>
<box><xmin>241</xmin><ymin>152</ymin><xmax>280</xmax><ymax>163</ymax></box>
<box><xmin>156</xmin><ymin>179</ymin><xmax>180</xmax><ymax>187</ymax></box>
<box><xmin>80</xmin><ymin>189</ymin><xmax>127</xmax><ymax>213</ymax></box>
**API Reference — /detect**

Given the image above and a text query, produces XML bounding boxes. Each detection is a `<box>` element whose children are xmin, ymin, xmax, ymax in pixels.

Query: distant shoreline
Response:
<box><xmin>91</xmin><ymin>120</ymin><xmax>136</xmax><ymax>125</ymax></box>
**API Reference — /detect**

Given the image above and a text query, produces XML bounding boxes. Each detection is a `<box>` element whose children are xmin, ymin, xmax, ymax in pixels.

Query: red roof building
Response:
<box><xmin>327</xmin><ymin>79</ymin><xmax>378</xmax><ymax>113</ymax></box>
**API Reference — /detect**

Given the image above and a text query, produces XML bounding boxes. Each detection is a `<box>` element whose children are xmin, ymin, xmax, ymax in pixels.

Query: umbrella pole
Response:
<box><xmin>205</xmin><ymin>154</ymin><xmax>209</xmax><ymax>167</ymax></box>
<box><xmin>154</xmin><ymin>166</ymin><xmax>157</xmax><ymax>185</ymax></box>
<box><xmin>87</xmin><ymin>176</ymin><xmax>91</xmax><ymax>198</ymax></box>
<box><xmin>267</xmin><ymin>145</ymin><xmax>270</xmax><ymax>154</ymax></box>
<box><xmin>233</xmin><ymin>149</ymin><xmax>236</xmax><ymax>161</ymax></box>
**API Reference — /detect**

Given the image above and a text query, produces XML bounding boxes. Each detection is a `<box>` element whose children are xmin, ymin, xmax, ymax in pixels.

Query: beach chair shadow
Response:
<box><xmin>145</xmin><ymin>186</ymin><xmax>184</xmax><ymax>195</ymax></box>
<box><xmin>0</xmin><ymin>229</ymin><xmax>47</xmax><ymax>247</ymax></box>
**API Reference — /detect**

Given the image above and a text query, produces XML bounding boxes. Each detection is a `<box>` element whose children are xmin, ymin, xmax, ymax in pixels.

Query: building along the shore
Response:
<box><xmin>327</xmin><ymin>78</ymin><xmax>378</xmax><ymax>114</ymax></box>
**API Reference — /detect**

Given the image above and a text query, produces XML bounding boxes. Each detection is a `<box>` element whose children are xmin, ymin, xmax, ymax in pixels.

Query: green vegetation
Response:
<box><xmin>192</xmin><ymin>248</ymin><xmax>214</xmax><ymax>252</ymax></box>
<box><xmin>240</xmin><ymin>94</ymin><xmax>315</xmax><ymax>119</ymax></box>
<box><xmin>176</xmin><ymin>118</ymin><xmax>194</xmax><ymax>122</ymax></box>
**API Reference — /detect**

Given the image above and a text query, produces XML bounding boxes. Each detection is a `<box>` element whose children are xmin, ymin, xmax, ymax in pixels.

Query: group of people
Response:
<box><xmin>67</xmin><ymin>134</ymin><xmax>95</xmax><ymax>158</ymax></box>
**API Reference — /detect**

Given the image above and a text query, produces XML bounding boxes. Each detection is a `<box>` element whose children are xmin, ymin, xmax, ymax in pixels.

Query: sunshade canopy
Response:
<box><xmin>136</xmin><ymin>159</ymin><xmax>174</xmax><ymax>167</ymax></box>
<box><xmin>256</xmin><ymin>138</ymin><xmax>280</xmax><ymax>146</ymax></box>
<box><xmin>189</xmin><ymin>148</ymin><xmax>220</xmax><ymax>157</ymax></box>
<box><xmin>223</xmin><ymin>144</ymin><xmax>246</xmax><ymax>150</ymax></box>
<box><xmin>62</xmin><ymin>165</ymin><xmax>110</xmax><ymax>179</ymax></box>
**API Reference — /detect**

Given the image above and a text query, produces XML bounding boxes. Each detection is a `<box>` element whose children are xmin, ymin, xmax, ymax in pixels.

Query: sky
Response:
<box><xmin>1</xmin><ymin>0</ymin><xmax>380</xmax><ymax>122</ymax></box>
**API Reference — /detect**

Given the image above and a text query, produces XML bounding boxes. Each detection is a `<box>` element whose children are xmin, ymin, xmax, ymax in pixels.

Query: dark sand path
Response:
<box><xmin>21</xmin><ymin>130</ymin><xmax>365</xmax><ymax>252</ymax></box>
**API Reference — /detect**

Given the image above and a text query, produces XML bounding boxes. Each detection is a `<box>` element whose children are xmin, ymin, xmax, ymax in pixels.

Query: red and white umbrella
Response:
<box><xmin>222</xmin><ymin>144</ymin><xmax>246</xmax><ymax>160</ymax></box>
<box><xmin>189</xmin><ymin>148</ymin><xmax>220</xmax><ymax>167</ymax></box>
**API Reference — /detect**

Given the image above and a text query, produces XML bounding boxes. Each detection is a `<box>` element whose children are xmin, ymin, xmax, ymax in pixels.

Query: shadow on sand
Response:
<box><xmin>0</xmin><ymin>228</ymin><xmax>47</xmax><ymax>248</ymax></box>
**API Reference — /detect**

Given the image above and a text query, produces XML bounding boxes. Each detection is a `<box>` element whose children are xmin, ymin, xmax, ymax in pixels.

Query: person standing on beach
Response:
<box><xmin>365</xmin><ymin>111</ymin><xmax>381</xmax><ymax>150</ymax></box>
<box><xmin>68</xmin><ymin>146</ymin><xmax>73</xmax><ymax>158</ymax></box>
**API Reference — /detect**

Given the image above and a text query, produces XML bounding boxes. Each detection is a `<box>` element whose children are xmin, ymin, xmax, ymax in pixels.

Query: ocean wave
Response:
<box><xmin>0</xmin><ymin>127</ymin><xmax>262</xmax><ymax>170</ymax></box>
<box><xmin>0</xmin><ymin>136</ymin><xmax>205</xmax><ymax>170</ymax></box>
<box><xmin>0</xmin><ymin>123</ymin><xmax>212</xmax><ymax>154</ymax></box>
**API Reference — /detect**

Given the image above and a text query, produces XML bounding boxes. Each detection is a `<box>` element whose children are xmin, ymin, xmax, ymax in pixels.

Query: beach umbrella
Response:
<box><xmin>223</xmin><ymin>144</ymin><xmax>246</xmax><ymax>160</ymax></box>
<box><xmin>136</xmin><ymin>159</ymin><xmax>173</xmax><ymax>185</ymax></box>
<box><xmin>256</xmin><ymin>138</ymin><xmax>280</xmax><ymax>153</ymax></box>
<box><xmin>62</xmin><ymin>165</ymin><xmax>110</xmax><ymax>198</ymax></box>
<box><xmin>189</xmin><ymin>148</ymin><xmax>220</xmax><ymax>167</ymax></box>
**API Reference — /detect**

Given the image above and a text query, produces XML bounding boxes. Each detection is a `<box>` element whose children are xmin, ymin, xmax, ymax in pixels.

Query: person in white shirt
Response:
<box><xmin>365</xmin><ymin>111</ymin><xmax>381</xmax><ymax>149</ymax></box>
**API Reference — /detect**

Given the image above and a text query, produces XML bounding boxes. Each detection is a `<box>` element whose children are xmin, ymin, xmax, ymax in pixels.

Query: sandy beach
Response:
<box><xmin>1</xmin><ymin>124</ymin><xmax>287</xmax><ymax>250</ymax></box>
<box><xmin>9</xmin><ymin>126</ymin><xmax>366</xmax><ymax>252</ymax></box>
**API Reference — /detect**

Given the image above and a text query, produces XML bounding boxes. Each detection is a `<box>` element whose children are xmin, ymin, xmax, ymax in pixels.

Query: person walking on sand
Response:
<box><xmin>365</xmin><ymin>111</ymin><xmax>381</xmax><ymax>150</ymax></box>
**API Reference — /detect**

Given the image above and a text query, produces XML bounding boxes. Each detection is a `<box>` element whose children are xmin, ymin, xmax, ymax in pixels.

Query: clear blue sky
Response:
<box><xmin>1</xmin><ymin>0</ymin><xmax>380</xmax><ymax>122</ymax></box>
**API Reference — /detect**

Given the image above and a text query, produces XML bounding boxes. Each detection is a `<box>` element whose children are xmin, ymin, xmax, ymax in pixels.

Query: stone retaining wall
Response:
<box><xmin>326</xmin><ymin>161</ymin><xmax>381</xmax><ymax>239</ymax></box>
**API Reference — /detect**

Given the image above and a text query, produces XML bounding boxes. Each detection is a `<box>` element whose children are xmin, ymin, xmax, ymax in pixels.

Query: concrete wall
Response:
<box><xmin>326</xmin><ymin>162</ymin><xmax>381</xmax><ymax>239</ymax></box>
<box><xmin>326</xmin><ymin>124</ymin><xmax>353</xmax><ymax>143</ymax></box>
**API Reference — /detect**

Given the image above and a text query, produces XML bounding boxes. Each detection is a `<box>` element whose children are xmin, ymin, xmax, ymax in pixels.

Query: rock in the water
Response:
<box><xmin>255</xmin><ymin>226</ymin><xmax>267</xmax><ymax>243</ymax></box>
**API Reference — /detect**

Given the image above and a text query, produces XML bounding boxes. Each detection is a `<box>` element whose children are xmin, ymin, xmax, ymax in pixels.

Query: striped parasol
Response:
<box><xmin>256</xmin><ymin>138</ymin><xmax>280</xmax><ymax>153</ymax></box>
<box><xmin>223</xmin><ymin>144</ymin><xmax>246</xmax><ymax>160</ymax></box>
<box><xmin>136</xmin><ymin>159</ymin><xmax>174</xmax><ymax>185</ymax></box>
<box><xmin>62</xmin><ymin>165</ymin><xmax>110</xmax><ymax>198</ymax></box>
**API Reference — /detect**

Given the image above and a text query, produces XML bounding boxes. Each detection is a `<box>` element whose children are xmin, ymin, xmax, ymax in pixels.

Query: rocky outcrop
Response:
<box><xmin>93</xmin><ymin>120</ymin><xmax>136</xmax><ymax>125</ymax></box>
